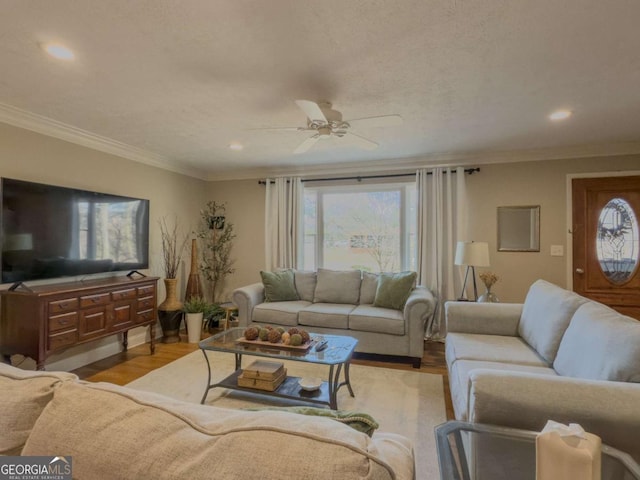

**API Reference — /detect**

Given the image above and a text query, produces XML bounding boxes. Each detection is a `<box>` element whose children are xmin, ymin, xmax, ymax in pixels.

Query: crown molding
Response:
<box><xmin>2</xmin><ymin>102</ymin><xmax>638</xmax><ymax>183</ymax></box>
<box><xmin>207</xmin><ymin>141</ymin><xmax>640</xmax><ymax>181</ymax></box>
<box><xmin>0</xmin><ymin>102</ymin><xmax>206</xmax><ymax>179</ymax></box>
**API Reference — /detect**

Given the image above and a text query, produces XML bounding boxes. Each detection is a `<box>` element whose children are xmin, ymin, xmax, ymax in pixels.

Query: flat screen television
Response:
<box><xmin>1</xmin><ymin>178</ymin><xmax>149</xmax><ymax>283</ymax></box>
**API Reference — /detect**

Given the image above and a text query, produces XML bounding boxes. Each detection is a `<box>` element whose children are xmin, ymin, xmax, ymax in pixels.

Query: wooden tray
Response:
<box><xmin>236</xmin><ymin>336</ymin><xmax>314</xmax><ymax>351</ymax></box>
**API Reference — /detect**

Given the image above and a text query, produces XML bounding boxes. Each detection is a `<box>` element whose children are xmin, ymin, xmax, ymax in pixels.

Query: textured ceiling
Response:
<box><xmin>1</xmin><ymin>1</ymin><xmax>639</xmax><ymax>179</ymax></box>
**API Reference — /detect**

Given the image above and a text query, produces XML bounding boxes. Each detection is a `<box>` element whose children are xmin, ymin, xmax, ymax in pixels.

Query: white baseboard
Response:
<box><xmin>46</xmin><ymin>324</ymin><xmax>162</xmax><ymax>372</ymax></box>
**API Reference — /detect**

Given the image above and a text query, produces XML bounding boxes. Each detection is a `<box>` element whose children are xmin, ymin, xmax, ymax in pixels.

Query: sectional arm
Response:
<box><xmin>445</xmin><ymin>301</ymin><xmax>523</xmax><ymax>336</ymax></box>
<box><xmin>403</xmin><ymin>286</ymin><xmax>437</xmax><ymax>358</ymax></box>
<box><xmin>467</xmin><ymin>369</ymin><xmax>640</xmax><ymax>461</ymax></box>
<box><xmin>231</xmin><ymin>282</ymin><xmax>264</xmax><ymax>327</ymax></box>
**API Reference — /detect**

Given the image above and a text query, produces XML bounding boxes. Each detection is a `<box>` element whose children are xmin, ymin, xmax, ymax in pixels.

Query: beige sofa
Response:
<box><xmin>0</xmin><ymin>362</ymin><xmax>414</xmax><ymax>479</ymax></box>
<box><xmin>232</xmin><ymin>269</ymin><xmax>436</xmax><ymax>367</ymax></box>
<box><xmin>445</xmin><ymin>279</ymin><xmax>640</xmax><ymax>462</ymax></box>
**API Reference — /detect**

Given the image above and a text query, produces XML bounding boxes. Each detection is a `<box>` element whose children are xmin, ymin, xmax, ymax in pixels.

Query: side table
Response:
<box><xmin>435</xmin><ymin>421</ymin><xmax>640</xmax><ymax>480</ymax></box>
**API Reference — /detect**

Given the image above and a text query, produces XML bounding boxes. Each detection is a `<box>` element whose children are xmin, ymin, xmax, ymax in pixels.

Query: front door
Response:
<box><xmin>572</xmin><ymin>176</ymin><xmax>640</xmax><ymax>320</ymax></box>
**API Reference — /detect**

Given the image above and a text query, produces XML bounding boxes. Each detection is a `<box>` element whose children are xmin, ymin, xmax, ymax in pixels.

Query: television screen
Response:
<box><xmin>1</xmin><ymin>178</ymin><xmax>149</xmax><ymax>283</ymax></box>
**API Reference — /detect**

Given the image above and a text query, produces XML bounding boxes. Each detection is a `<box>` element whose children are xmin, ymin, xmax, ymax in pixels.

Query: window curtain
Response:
<box><xmin>264</xmin><ymin>177</ymin><xmax>303</xmax><ymax>271</ymax></box>
<box><xmin>416</xmin><ymin>167</ymin><xmax>468</xmax><ymax>340</ymax></box>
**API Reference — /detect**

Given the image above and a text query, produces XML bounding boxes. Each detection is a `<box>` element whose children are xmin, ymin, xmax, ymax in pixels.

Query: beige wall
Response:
<box><xmin>0</xmin><ymin>122</ymin><xmax>207</xmax><ymax>369</ymax></box>
<box><xmin>206</xmin><ymin>179</ymin><xmax>265</xmax><ymax>301</ymax></box>
<box><xmin>466</xmin><ymin>155</ymin><xmax>640</xmax><ymax>303</ymax></box>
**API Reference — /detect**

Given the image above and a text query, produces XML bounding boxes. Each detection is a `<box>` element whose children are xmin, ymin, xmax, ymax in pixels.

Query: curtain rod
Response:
<box><xmin>258</xmin><ymin>167</ymin><xmax>480</xmax><ymax>185</ymax></box>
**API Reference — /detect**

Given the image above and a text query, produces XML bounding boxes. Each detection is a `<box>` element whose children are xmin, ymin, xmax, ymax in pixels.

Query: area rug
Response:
<box><xmin>126</xmin><ymin>350</ymin><xmax>446</xmax><ymax>479</ymax></box>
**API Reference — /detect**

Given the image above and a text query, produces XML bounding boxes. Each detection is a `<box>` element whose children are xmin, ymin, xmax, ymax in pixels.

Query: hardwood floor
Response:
<box><xmin>72</xmin><ymin>333</ymin><xmax>454</xmax><ymax>419</ymax></box>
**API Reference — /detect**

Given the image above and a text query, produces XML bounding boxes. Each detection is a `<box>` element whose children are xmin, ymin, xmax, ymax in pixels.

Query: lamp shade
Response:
<box><xmin>454</xmin><ymin>241</ymin><xmax>490</xmax><ymax>267</ymax></box>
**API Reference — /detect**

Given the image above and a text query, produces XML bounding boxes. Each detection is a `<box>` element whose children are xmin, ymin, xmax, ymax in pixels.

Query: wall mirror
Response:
<box><xmin>497</xmin><ymin>205</ymin><xmax>540</xmax><ymax>252</ymax></box>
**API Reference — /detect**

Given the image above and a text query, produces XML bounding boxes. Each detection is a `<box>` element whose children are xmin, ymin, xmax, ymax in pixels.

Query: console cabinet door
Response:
<box><xmin>110</xmin><ymin>301</ymin><xmax>136</xmax><ymax>331</ymax></box>
<box><xmin>79</xmin><ymin>306</ymin><xmax>109</xmax><ymax>341</ymax></box>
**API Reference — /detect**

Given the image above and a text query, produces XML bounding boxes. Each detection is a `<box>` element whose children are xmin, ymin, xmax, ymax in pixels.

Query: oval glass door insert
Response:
<box><xmin>597</xmin><ymin>198</ymin><xmax>639</xmax><ymax>283</ymax></box>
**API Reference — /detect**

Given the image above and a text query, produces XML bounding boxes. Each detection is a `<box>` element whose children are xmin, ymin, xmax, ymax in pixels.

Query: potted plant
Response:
<box><xmin>196</xmin><ymin>201</ymin><xmax>236</xmax><ymax>303</ymax></box>
<box><xmin>183</xmin><ymin>295</ymin><xmax>208</xmax><ymax>343</ymax></box>
<box><xmin>204</xmin><ymin>302</ymin><xmax>226</xmax><ymax>333</ymax></box>
<box><xmin>158</xmin><ymin>216</ymin><xmax>188</xmax><ymax>343</ymax></box>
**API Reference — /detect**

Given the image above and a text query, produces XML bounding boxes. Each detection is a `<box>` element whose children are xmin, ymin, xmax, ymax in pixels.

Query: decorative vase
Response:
<box><xmin>185</xmin><ymin>312</ymin><xmax>204</xmax><ymax>343</ymax></box>
<box><xmin>185</xmin><ymin>239</ymin><xmax>203</xmax><ymax>301</ymax></box>
<box><xmin>478</xmin><ymin>286</ymin><xmax>499</xmax><ymax>303</ymax></box>
<box><xmin>158</xmin><ymin>278</ymin><xmax>183</xmax><ymax>343</ymax></box>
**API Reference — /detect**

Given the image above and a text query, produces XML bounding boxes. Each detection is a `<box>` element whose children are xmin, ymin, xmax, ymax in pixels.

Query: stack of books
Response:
<box><xmin>237</xmin><ymin>360</ymin><xmax>286</xmax><ymax>391</ymax></box>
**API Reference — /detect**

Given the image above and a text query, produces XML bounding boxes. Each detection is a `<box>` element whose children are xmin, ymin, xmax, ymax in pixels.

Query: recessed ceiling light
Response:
<box><xmin>42</xmin><ymin>43</ymin><xmax>75</xmax><ymax>61</ymax></box>
<box><xmin>229</xmin><ymin>143</ymin><xmax>243</xmax><ymax>151</ymax></box>
<box><xmin>549</xmin><ymin>109</ymin><xmax>572</xmax><ymax>121</ymax></box>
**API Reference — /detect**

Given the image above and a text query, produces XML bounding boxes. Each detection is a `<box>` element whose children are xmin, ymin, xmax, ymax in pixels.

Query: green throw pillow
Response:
<box><xmin>373</xmin><ymin>271</ymin><xmax>417</xmax><ymax>310</ymax></box>
<box><xmin>244</xmin><ymin>406</ymin><xmax>379</xmax><ymax>437</ymax></box>
<box><xmin>260</xmin><ymin>270</ymin><xmax>300</xmax><ymax>302</ymax></box>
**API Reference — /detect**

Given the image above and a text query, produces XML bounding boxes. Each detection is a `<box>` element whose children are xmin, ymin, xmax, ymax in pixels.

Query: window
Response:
<box><xmin>302</xmin><ymin>182</ymin><xmax>416</xmax><ymax>272</ymax></box>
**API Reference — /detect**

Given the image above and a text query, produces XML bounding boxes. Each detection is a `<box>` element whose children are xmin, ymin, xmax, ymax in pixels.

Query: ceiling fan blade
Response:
<box><xmin>295</xmin><ymin>100</ymin><xmax>328</xmax><ymax>123</ymax></box>
<box><xmin>248</xmin><ymin>126</ymin><xmax>305</xmax><ymax>132</ymax></box>
<box><xmin>294</xmin><ymin>134</ymin><xmax>321</xmax><ymax>154</ymax></box>
<box><xmin>343</xmin><ymin>132</ymin><xmax>379</xmax><ymax>150</ymax></box>
<box><xmin>346</xmin><ymin>114</ymin><xmax>403</xmax><ymax>129</ymax></box>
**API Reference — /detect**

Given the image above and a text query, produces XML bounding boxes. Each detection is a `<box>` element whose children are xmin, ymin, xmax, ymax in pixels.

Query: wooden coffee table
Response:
<box><xmin>199</xmin><ymin>327</ymin><xmax>358</xmax><ymax>409</ymax></box>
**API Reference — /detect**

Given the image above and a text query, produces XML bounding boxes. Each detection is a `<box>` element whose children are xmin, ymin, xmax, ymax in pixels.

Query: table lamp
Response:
<box><xmin>455</xmin><ymin>241</ymin><xmax>490</xmax><ymax>301</ymax></box>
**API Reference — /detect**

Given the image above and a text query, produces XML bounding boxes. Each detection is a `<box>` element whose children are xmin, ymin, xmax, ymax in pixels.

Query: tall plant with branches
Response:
<box><xmin>196</xmin><ymin>201</ymin><xmax>236</xmax><ymax>302</ymax></box>
<box><xmin>159</xmin><ymin>217</ymin><xmax>188</xmax><ymax>279</ymax></box>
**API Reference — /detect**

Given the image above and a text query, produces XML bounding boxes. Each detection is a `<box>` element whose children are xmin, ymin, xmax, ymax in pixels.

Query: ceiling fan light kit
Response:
<box><xmin>267</xmin><ymin>100</ymin><xmax>403</xmax><ymax>154</ymax></box>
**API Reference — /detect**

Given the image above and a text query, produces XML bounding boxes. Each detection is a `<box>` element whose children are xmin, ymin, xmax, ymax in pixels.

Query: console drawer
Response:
<box><xmin>48</xmin><ymin>329</ymin><xmax>78</xmax><ymax>351</ymax></box>
<box><xmin>48</xmin><ymin>312</ymin><xmax>79</xmax><ymax>333</ymax></box>
<box><xmin>80</xmin><ymin>293</ymin><xmax>110</xmax><ymax>308</ymax></box>
<box><xmin>137</xmin><ymin>285</ymin><xmax>155</xmax><ymax>296</ymax></box>
<box><xmin>48</xmin><ymin>297</ymin><xmax>79</xmax><ymax>313</ymax></box>
<box><xmin>112</xmin><ymin>288</ymin><xmax>136</xmax><ymax>301</ymax></box>
<box><xmin>136</xmin><ymin>309</ymin><xmax>155</xmax><ymax>323</ymax></box>
<box><xmin>137</xmin><ymin>295</ymin><xmax>155</xmax><ymax>310</ymax></box>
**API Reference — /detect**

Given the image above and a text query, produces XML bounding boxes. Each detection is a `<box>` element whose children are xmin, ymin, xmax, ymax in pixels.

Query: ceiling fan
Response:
<box><xmin>262</xmin><ymin>100</ymin><xmax>403</xmax><ymax>154</ymax></box>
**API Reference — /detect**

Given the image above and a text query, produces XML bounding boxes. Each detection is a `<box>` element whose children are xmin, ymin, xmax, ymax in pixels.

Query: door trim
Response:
<box><xmin>565</xmin><ymin>170</ymin><xmax>640</xmax><ymax>290</ymax></box>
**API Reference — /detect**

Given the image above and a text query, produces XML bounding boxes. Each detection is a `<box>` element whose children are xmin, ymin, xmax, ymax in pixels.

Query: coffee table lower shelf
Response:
<box><xmin>204</xmin><ymin>369</ymin><xmax>333</xmax><ymax>407</ymax></box>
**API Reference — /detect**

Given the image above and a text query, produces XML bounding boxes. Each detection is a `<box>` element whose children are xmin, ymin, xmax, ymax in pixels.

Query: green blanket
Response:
<box><xmin>245</xmin><ymin>406</ymin><xmax>379</xmax><ymax>437</ymax></box>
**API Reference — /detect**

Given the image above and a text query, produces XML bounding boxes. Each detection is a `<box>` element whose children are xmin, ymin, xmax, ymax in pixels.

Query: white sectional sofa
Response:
<box><xmin>0</xmin><ymin>362</ymin><xmax>415</xmax><ymax>479</ymax></box>
<box><xmin>232</xmin><ymin>269</ymin><xmax>436</xmax><ymax>367</ymax></box>
<box><xmin>445</xmin><ymin>279</ymin><xmax>640</xmax><ymax>462</ymax></box>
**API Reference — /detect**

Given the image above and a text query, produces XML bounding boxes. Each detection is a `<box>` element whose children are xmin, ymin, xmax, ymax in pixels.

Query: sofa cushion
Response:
<box><xmin>0</xmin><ymin>363</ymin><xmax>77</xmax><ymax>455</ymax></box>
<box><xmin>449</xmin><ymin>359</ymin><xmax>557</xmax><ymax>421</ymax></box>
<box><xmin>553</xmin><ymin>302</ymin><xmax>640</xmax><ymax>382</ymax></box>
<box><xmin>518</xmin><ymin>279</ymin><xmax>588</xmax><ymax>364</ymax></box>
<box><xmin>23</xmin><ymin>381</ymin><xmax>402</xmax><ymax>480</ymax></box>
<box><xmin>374</xmin><ymin>272</ymin><xmax>417</xmax><ymax>310</ymax></box>
<box><xmin>349</xmin><ymin>305</ymin><xmax>405</xmax><ymax>335</ymax></box>
<box><xmin>359</xmin><ymin>272</ymin><xmax>379</xmax><ymax>305</ymax></box>
<box><xmin>445</xmin><ymin>333</ymin><xmax>548</xmax><ymax>368</ymax></box>
<box><xmin>253</xmin><ymin>300</ymin><xmax>311</xmax><ymax>326</ymax></box>
<box><xmin>294</xmin><ymin>270</ymin><xmax>317</xmax><ymax>302</ymax></box>
<box><xmin>298</xmin><ymin>303</ymin><xmax>355</xmax><ymax>329</ymax></box>
<box><xmin>314</xmin><ymin>269</ymin><xmax>361</xmax><ymax>304</ymax></box>
<box><xmin>261</xmin><ymin>269</ymin><xmax>300</xmax><ymax>302</ymax></box>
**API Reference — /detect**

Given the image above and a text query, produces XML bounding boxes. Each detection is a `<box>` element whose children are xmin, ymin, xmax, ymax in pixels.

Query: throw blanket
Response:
<box><xmin>245</xmin><ymin>406</ymin><xmax>379</xmax><ymax>436</ymax></box>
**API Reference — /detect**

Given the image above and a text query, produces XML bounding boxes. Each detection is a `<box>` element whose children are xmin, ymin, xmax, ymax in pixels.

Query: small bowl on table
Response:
<box><xmin>298</xmin><ymin>377</ymin><xmax>322</xmax><ymax>391</ymax></box>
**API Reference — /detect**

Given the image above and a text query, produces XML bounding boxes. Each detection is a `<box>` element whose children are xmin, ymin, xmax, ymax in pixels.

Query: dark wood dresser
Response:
<box><xmin>0</xmin><ymin>275</ymin><xmax>159</xmax><ymax>369</ymax></box>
